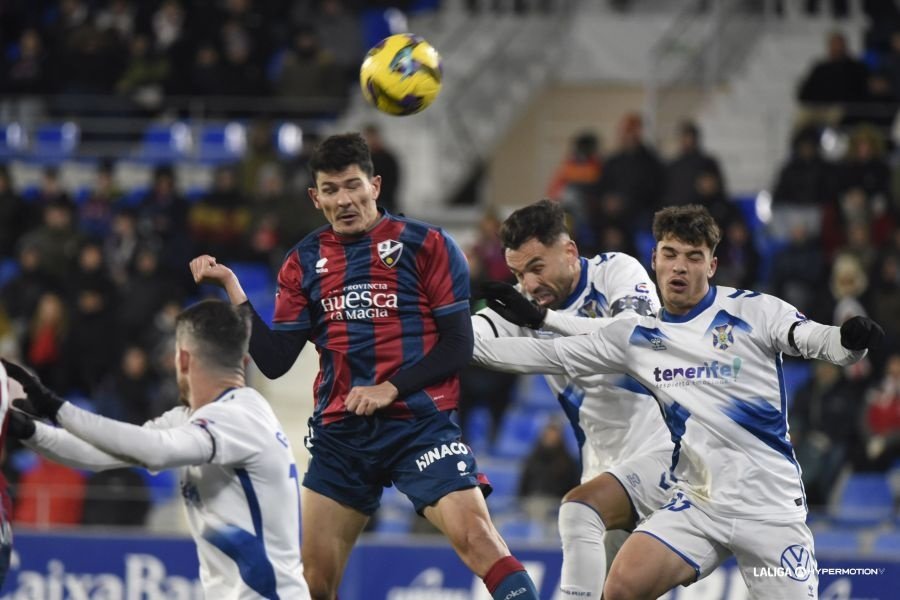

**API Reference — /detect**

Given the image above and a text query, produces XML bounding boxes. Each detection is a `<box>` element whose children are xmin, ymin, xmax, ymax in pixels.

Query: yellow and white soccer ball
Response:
<box><xmin>359</xmin><ymin>33</ymin><xmax>443</xmax><ymax>116</ymax></box>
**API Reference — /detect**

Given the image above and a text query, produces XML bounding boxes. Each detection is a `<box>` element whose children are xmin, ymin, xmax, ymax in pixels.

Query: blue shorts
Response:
<box><xmin>302</xmin><ymin>411</ymin><xmax>484</xmax><ymax>515</ymax></box>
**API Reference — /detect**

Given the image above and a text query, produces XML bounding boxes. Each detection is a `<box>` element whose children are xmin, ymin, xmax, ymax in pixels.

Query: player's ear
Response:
<box><xmin>708</xmin><ymin>255</ymin><xmax>718</xmax><ymax>278</ymax></box>
<box><xmin>177</xmin><ymin>348</ymin><xmax>190</xmax><ymax>373</ymax></box>
<box><xmin>650</xmin><ymin>248</ymin><xmax>657</xmax><ymax>272</ymax></box>
<box><xmin>308</xmin><ymin>187</ymin><xmax>321</xmax><ymax>210</ymax></box>
<box><xmin>370</xmin><ymin>174</ymin><xmax>381</xmax><ymax>200</ymax></box>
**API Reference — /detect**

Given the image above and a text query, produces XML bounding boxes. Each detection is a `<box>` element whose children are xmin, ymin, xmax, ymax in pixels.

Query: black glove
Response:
<box><xmin>840</xmin><ymin>316</ymin><xmax>885</xmax><ymax>351</ymax></box>
<box><xmin>7</xmin><ymin>410</ymin><xmax>35</xmax><ymax>440</ymax></box>
<box><xmin>481</xmin><ymin>281</ymin><xmax>546</xmax><ymax>329</ymax></box>
<box><xmin>1</xmin><ymin>359</ymin><xmax>65</xmax><ymax>421</ymax></box>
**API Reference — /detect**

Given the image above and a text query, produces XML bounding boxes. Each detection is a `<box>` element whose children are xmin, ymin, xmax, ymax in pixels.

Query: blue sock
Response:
<box><xmin>484</xmin><ymin>556</ymin><xmax>539</xmax><ymax>600</ymax></box>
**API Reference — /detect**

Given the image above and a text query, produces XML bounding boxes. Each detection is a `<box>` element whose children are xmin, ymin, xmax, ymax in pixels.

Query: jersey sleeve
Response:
<box><xmin>190</xmin><ymin>399</ymin><xmax>263</xmax><ymax>467</ymax></box>
<box><xmin>758</xmin><ymin>293</ymin><xmax>810</xmax><ymax>355</ymax></box>
<box><xmin>758</xmin><ymin>292</ymin><xmax>867</xmax><ymax>365</ymax></box>
<box><xmin>472</xmin><ymin>306</ymin><xmax>531</xmax><ymax>340</ymax></box>
<box><xmin>272</xmin><ymin>250</ymin><xmax>311</xmax><ymax>331</ymax></box>
<box><xmin>553</xmin><ymin>317</ymin><xmax>632</xmax><ymax>378</ymax></box>
<box><xmin>56</xmin><ymin>403</ymin><xmax>214</xmax><ymax>472</ymax></box>
<box><xmin>598</xmin><ymin>254</ymin><xmax>659</xmax><ymax>318</ymax></box>
<box><xmin>419</xmin><ymin>229</ymin><xmax>470</xmax><ymax>317</ymax></box>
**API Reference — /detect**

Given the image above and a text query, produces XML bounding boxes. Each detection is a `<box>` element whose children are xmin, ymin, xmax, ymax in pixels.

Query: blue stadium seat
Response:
<box><xmin>813</xmin><ymin>529</ymin><xmax>860</xmax><ymax>557</ymax></box>
<box><xmin>513</xmin><ymin>375</ymin><xmax>557</xmax><ymax>410</ymax></box>
<box><xmin>0</xmin><ymin>257</ymin><xmax>20</xmax><ymax>288</ymax></box>
<box><xmin>830</xmin><ymin>473</ymin><xmax>894</xmax><ymax>527</ymax></box>
<box><xmin>196</xmin><ymin>122</ymin><xmax>246</xmax><ymax>165</ymax></box>
<box><xmin>228</xmin><ymin>262</ymin><xmax>274</xmax><ymax>323</ymax></box>
<box><xmin>137</xmin><ymin>123</ymin><xmax>192</xmax><ymax>163</ymax></box>
<box><xmin>498</xmin><ymin>516</ymin><xmax>544</xmax><ymax>541</ymax></box>
<box><xmin>380</xmin><ymin>484</ymin><xmax>407</xmax><ymax>510</ymax></box>
<box><xmin>373</xmin><ymin>507</ymin><xmax>412</xmax><ymax>535</ymax></box>
<box><xmin>462</xmin><ymin>405</ymin><xmax>492</xmax><ymax>456</ymax></box>
<box><xmin>480</xmin><ymin>458</ymin><xmax>520</xmax><ymax>513</ymax></box>
<box><xmin>780</xmin><ymin>359</ymin><xmax>812</xmax><ymax>410</ymax></box>
<box><xmin>138</xmin><ymin>469</ymin><xmax>178</xmax><ymax>505</ymax></box>
<box><xmin>0</xmin><ymin>123</ymin><xmax>27</xmax><ymax>158</ymax></box>
<box><xmin>493</xmin><ymin>408</ymin><xmax>550</xmax><ymax>459</ymax></box>
<box><xmin>871</xmin><ymin>531</ymin><xmax>900</xmax><ymax>559</ymax></box>
<box><xmin>31</xmin><ymin>122</ymin><xmax>79</xmax><ymax>161</ymax></box>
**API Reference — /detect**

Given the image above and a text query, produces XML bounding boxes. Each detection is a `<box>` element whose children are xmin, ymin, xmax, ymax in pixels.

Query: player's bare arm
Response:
<box><xmin>189</xmin><ymin>254</ymin><xmax>249</xmax><ymax>305</ymax></box>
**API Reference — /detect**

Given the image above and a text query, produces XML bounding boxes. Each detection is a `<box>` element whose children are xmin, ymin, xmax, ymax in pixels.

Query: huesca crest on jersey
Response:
<box><xmin>377</xmin><ymin>239</ymin><xmax>403</xmax><ymax>268</ymax></box>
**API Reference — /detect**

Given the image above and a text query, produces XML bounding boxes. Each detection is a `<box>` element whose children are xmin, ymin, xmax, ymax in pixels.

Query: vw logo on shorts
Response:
<box><xmin>780</xmin><ymin>544</ymin><xmax>812</xmax><ymax>581</ymax></box>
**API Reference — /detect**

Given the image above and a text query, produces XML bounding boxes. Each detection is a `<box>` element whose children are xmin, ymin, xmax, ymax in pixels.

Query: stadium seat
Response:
<box><xmin>461</xmin><ymin>405</ymin><xmax>492</xmax><ymax>456</ymax></box>
<box><xmin>498</xmin><ymin>516</ymin><xmax>544</xmax><ymax>541</ymax></box>
<box><xmin>0</xmin><ymin>257</ymin><xmax>19</xmax><ymax>288</ymax></box>
<box><xmin>492</xmin><ymin>408</ymin><xmax>550</xmax><ymax>459</ymax></box>
<box><xmin>813</xmin><ymin>528</ymin><xmax>860</xmax><ymax>557</ymax></box>
<box><xmin>479</xmin><ymin>458</ymin><xmax>521</xmax><ymax>513</ymax></box>
<box><xmin>373</xmin><ymin>507</ymin><xmax>412</xmax><ymax>535</ymax></box>
<box><xmin>228</xmin><ymin>262</ymin><xmax>274</xmax><ymax>323</ymax></box>
<box><xmin>780</xmin><ymin>359</ymin><xmax>812</xmax><ymax>410</ymax></box>
<box><xmin>0</xmin><ymin>123</ymin><xmax>27</xmax><ymax>158</ymax></box>
<box><xmin>871</xmin><ymin>531</ymin><xmax>900</xmax><ymax>559</ymax></box>
<box><xmin>380</xmin><ymin>484</ymin><xmax>407</xmax><ymax>510</ymax></box>
<box><xmin>513</xmin><ymin>375</ymin><xmax>558</xmax><ymax>410</ymax></box>
<box><xmin>196</xmin><ymin>122</ymin><xmax>246</xmax><ymax>165</ymax></box>
<box><xmin>138</xmin><ymin>469</ymin><xmax>178</xmax><ymax>506</ymax></box>
<box><xmin>31</xmin><ymin>122</ymin><xmax>79</xmax><ymax>161</ymax></box>
<box><xmin>830</xmin><ymin>473</ymin><xmax>894</xmax><ymax>527</ymax></box>
<box><xmin>137</xmin><ymin>123</ymin><xmax>192</xmax><ymax>163</ymax></box>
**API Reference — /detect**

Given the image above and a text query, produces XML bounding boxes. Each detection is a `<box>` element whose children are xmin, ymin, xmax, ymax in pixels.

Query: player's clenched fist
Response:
<box><xmin>190</xmin><ymin>255</ymin><xmax>231</xmax><ymax>285</ymax></box>
<box><xmin>189</xmin><ymin>255</ymin><xmax>249</xmax><ymax>305</ymax></box>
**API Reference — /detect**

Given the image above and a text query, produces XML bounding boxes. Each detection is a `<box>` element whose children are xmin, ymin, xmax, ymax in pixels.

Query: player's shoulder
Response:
<box><xmin>587</xmin><ymin>252</ymin><xmax>649</xmax><ymax>278</ymax></box>
<box><xmin>193</xmin><ymin>387</ymin><xmax>273</xmax><ymax>421</ymax></box>
<box><xmin>714</xmin><ymin>285</ymin><xmax>793</xmax><ymax>311</ymax></box>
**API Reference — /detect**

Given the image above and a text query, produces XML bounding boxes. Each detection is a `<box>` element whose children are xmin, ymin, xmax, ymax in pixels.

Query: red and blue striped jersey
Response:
<box><xmin>272</xmin><ymin>213</ymin><xmax>470</xmax><ymax>426</ymax></box>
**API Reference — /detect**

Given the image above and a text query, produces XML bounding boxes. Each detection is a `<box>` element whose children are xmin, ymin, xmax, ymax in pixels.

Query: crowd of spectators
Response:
<box><xmin>2</xmin><ymin>2</ymin><xmax>900</xmax><ymax>527</ymax></box>
<box><xmin>0</xmin><ymin>0</ymin><xmax>434</xmax><ymax>118</ymax></box>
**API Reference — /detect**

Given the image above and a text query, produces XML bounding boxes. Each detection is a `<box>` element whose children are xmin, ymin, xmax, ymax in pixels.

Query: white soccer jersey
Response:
<box><xmin>473</xmin><ymin>253</ymin><xmax>671</xmax><ymax>480</ymax></box>
<box><xmin>474</xmin><ymin>285</ymin><xmax>866</xmax><ymax>522</ymax></box>
<box><xmin>30</xmin><ymin>387</ymin><xmax>309</xmax><ymax>600</ymax></box>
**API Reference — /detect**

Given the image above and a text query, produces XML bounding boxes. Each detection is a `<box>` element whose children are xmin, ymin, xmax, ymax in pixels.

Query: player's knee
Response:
<box><xmin>603</xmin><ymin>572</ymin><xmax>644</xmax><ymax>600</ymax></box>
<box><xmin>603</xmin><ymin>563</ymin><xmax>654</xmax><ymax>600</ymax></box>
<box><xmin>558</xmin><ymin>500</ymin><xmax>605</xmax><ymax>543</ymax></box>
<box><xmin>304</xmin><ymin>568</ymin><xmax>338</xmax><ymax>600</ymax></box>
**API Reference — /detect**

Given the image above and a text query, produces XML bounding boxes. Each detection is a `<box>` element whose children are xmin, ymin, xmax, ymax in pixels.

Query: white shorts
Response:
<box><xmin>605</xmin><ymin>451</ymin><xmax>673</xmax><ymax>523</ymax></box>
<box><xmin>635</xmin><ymin>491</ymin><xmax>818</xmax><ymax>600</ymax></box>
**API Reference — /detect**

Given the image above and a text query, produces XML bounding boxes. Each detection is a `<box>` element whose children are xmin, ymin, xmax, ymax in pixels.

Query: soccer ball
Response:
<box><xmin>359</xmin><ymin>33</ymin><xmax>443</xmax><ymax>116</ymax></box>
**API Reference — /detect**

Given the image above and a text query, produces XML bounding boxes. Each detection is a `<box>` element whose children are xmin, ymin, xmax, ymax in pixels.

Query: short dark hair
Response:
<box><xmin>652</xmin><ymin>204</ymin><xmax>721</xmax><ymax>252</ymax></box>
<box><xmin>175</xmin><ymin>300</ymin><xmax>250</xmax><ymax>372</ymax></box>
<box><xmin>308</xmin><ymin>132</ymin><xmax>374</xmax><ymax>183</ymax></box>
<box><xmin>499</xmin><ymin>199</ymin><xmax>570</xmax><ymax>250</ymax></box>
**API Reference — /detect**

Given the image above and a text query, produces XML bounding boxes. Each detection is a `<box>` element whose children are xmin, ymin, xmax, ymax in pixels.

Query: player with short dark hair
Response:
<box><xmin>475</xmin><ymin>204</ymin><xmax>884</xmax><ymax>599</ymax></box>
<box><xmin>190</xmin><ymin>132</ymin><xmax>539</xmax><ymax>600</ymax></box>
<box><xmin>477</xmin><ymin>198</ymin><xmax>671</xmax><ymax>597</ymax></box>
<box><xmin>3</xmin><ymin>300</ymin><xmax>311</xmax><ymax>599</ymax></box>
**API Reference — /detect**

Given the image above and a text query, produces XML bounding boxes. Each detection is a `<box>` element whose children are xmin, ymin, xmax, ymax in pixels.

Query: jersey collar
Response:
<box><xmin>660</xmin><ymin>285</ymin><xmax>717</xmax><ymax>323</ymax></box>
<box><xmin>559</xmin><ymin>257</ymin><xmax>589</xmax><ymax>310</ymax></box>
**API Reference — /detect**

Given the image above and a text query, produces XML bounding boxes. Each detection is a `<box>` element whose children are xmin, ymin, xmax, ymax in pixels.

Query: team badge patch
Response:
<box><xmin>377</xmin><ymin>239</ymin><xmax>403</xmax><ymax>268</ymax></box>
<box><xmin>712</xmin><ymin>324</ymin><xmax>734</xmax><ymax>350</ymax></box>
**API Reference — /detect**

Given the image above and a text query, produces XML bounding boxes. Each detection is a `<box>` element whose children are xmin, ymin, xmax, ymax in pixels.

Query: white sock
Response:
<box><xmin>558</xmin><ymin>501</ymin><xmax>607</xmax><ymax>598</ymax></box>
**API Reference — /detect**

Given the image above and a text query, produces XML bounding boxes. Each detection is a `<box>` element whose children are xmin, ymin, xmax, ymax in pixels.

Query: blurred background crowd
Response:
<box><xmin>0</xmin><ymin>0</ymin><xmax>897</xmax><ymax>549</ymax></box>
